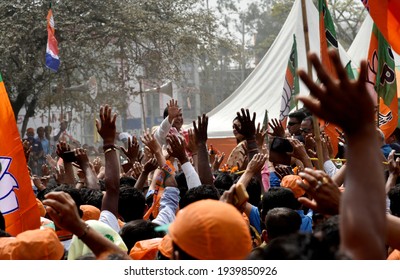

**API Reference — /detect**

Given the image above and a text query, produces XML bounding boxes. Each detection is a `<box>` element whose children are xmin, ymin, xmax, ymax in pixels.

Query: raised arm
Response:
<box><xmin>43</xmin><ymin>191</ymin><xmax>130</xmax><ymax>260</ymax></box>
<box><xmin>96</xmin><ymin>105</ymin><xmax>119</xmax><ymax>218</ymax></box>
<box><xmin>193</xmin><ymin>114</ymin><xmax>213</xmax><ymax>185</ymax></box>
<box><xmin>74</xmin><ymin>148</ymin><xmax>99</xmax><ymax>190</ymax></box>
<box><xmin>298</xmin><ymin>50</ymin><xmax>386</xmax><ymax>259</ymax></box>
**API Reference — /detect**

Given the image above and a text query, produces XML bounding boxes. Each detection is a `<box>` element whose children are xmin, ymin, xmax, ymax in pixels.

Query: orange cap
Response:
<box><xmin>168</xmin><ymin>199</ymin><xmax>252</xmax><ymax>260</ymax></box>
<box><xmin>80</xmin><ymin>205</ymin><xmax>100</xmax><ymax>221</ymax></box>
<box><xmin>281</xmin><ymin>174</ymin><xmax>306</xmax><ymax>198</ymax></box>
<box><xmin>129</xmin><ymin>238</ymin><xmax>162</xmax><ymax>260</ymax></box>
<box><xmin>0</xmin><ymin>228</ymin><xmax>64</xmax><ymax>260</ymax></box>
<box><xmin>158</xmin><ymin>234</ymin><xmax>173</xmax><ymax>259</ymax></box>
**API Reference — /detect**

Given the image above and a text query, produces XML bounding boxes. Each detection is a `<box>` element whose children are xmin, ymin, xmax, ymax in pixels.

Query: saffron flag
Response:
<box><xmin>279</xmin><ymin>34</ymin><xmax>299</xmax><ymax>129</ymax></box>
<box><xmin>46</xmin><ymin>8</ymin><xmax>60</xmax><ymax>72</ymax></box>
<box><xmin>318</xmin><ymin>0</ymin><xmax>339</xmax><ymax>156</ymax></box>
<box><xmin>366</xmin><ymin>23</ymin><xmax>398</xmax><ymax>139</ymax></box>
<box><xmin>361</xmin><ymin>0</ymin><xmax>400</xmax><ymax>54</ymax></box>
<box><xmin>0</xmin><ymin>74</ymin><xmax>40</xmax><ymax>236</ymax></box>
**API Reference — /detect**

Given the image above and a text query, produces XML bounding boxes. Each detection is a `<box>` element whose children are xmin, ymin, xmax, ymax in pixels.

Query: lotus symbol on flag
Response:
<box><xmin>0</xmin><ymin>157</ymin><xmax>19</xmax><ymax>215</ymax></box>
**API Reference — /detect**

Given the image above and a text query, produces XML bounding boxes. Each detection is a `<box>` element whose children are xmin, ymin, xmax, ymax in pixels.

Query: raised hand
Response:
<box><xmin>167</xmin><ymin>99</ymin><xmax>181</xmax><ymax>123</ymax></box>
<box><xmin>74</xmin><ymin>148</ymin><xmax>90</xmax><ymax>169</ymax></box>
<box><xmin>234</xmin><ymin>108</ymin><xmax>256</xmax><ymax>140</ymax></box>
<box><xmin>96</xmin><ymin>104</ymin><xmax>117</xmax><ymax>145</ymax></box>
<box><xmin>22</xmin><ymin>139</ymin><xmax>31</xmax><ymax>162</ymax></box>
<box><xmin>56</xmin><ymin>141</ymin><xmax>71</xmax><ymax>158</ymax></box>
<box><xmin>297</xmin><ymin>50</ymin><xmax>374</xmax><ymax>136</ymax></box>
<box><xmin>143</xmin><ymin>158</ymin><xmax>158</xmax><ymax>174</ymax></box>
<box><xmin>120</xmin><ymin>136</ymin><xmax>140</xmax><ymax>163</ymax></box>
<box><xmin>186</xmin><ymin>128</ymin><xmax>198</xmax><ymax>155</ymax></box>
<box><xmin>193</xmin><ymin>114</ymin><xmax>208</xmax><ymax>144</ymax></box>
<box><xmin>255</xmin><ymin>122</ymin><xmax>268</xmax><ymax>149</ymax></box>
<box><xmin>141</xmin><ymin>131</ymin><xmax>161</xmax><ymax>155</ymax></box>
<box><xmin>274</xmin><ymin>165</ymin><xmax>293</xmax><ymax>180</ymax></box>
<box><xmin>246</xmin><ymin>153</ymin><xmax>268</xmax><ymax>175</ymax></box>
<box><xmin>212</xmin><ymin>152</ymin><xmax>225</xmax><ymax>173</ymax></box>
<box><xmin>268</xmin><ymin>118</ymin><xmax>285</xmax><ymax>138</ymax></box>
<box><xmin>296</xmin><ymin>168</ymin><xmax>341</xmax><ymax>215</ymax></box>
<box><xmin>166</xmin><ymin>134</ymin><xmax>188</xmax><ymax>164</ymax></box>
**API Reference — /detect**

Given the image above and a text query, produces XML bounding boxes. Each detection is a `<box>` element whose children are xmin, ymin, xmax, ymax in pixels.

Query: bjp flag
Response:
<box><xmin>0</xmin><ymin>74</ymin><xmax>40</xmax><ymax>236</ymax></box>
<box><xmin>362</xmin><ymin>0</ymin><xmax>400</xmax><ymax>54</ymax></box>
<box><xmin>318</xmin><ymin>0</ymin><xmax>339</xmax><ymax>156</ymax></box>
<box><xmin>366</xmin><ymin>24</ymin><xmax>398</xmax><ymax>140</ymax></box>
<box><xmin>279</xmin><ymin>34</ymin><xmax>299</xmax><ymax>130</ymax></box>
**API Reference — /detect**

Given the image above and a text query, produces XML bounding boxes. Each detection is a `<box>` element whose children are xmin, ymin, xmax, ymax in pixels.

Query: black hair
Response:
<box><xmin>213</xmin><ymin>172</ymin><xmax>234</xmax><ymax>191</ymax></box>
<box><xmin>163</xmin><ymin>107</ymin><xmax>169</xmax><ymax>119</ymax></box>
<box><xmin>119</xmin><ymin>219</ymin><xmax>164</xmax><ymax>252</ymax></box>
<box><xmin>79</xmin><ymin>188</ymin><xmax>104</xmax><ymax>210</ymax></box>
<box><xmin>118</xmin><ymin>186</ymin><xmax>146</xmax><ymax>222</ymax></box>
<box><xmin>179</xmin><ymin>184</ymin><xmax>220</xmax><ymax>209</ymax></box>
<box><xmin>120</xmin><ymin>177</ymin><xmax>137</xmax><ymax>188</ymax></box>
<box><xmin>313</xmin><ymin>215</ymin><xmax>340</xmax><ymax>257</ymax></box>
<box><xmin>265</xmin><ymin>207</ymin><xmax>302</xmax><ymax>241</ymax></box>
<box><xmin>261</xmin><ymin>187</ymin><xmax>300</xmax><ymax>222</ymax></box>
<box><xmin>49</xmin><ymin>184</ymin><xmax>84</xmax><ymax>218</ymax></box>
<box><xmin>288</xmin><ymin>110</ymin><xmax>307</xmax><ymax>122</ymax></box>
<box><xmin>256</xmin><ymin>232</ymin><xmax>342</xmax><ymax>260</ymax></box>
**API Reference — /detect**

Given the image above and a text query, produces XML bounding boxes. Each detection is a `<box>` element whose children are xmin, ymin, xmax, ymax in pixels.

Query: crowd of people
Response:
<box><xmin>1</xmin><ymin>50</ymin><xmax>400</xmax><ymax>260</ymax></box>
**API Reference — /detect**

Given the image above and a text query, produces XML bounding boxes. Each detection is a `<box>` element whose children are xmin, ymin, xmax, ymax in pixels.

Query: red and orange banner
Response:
<box><xmin>0</xmin><ymin>74</ymin><xmax>40</xmax><ymax>236</ymax></box>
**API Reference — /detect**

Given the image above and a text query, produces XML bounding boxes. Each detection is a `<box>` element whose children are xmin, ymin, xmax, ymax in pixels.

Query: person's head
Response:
<box><xmin>169</xmin><ymin>199</ymin><xmax>252</xmax><ymax>260</ymax></box>
<box><xmin>300</xmin><ymin>116</ymin><xmax>314</xmax><ymax>136</ymax></box>
<box><xmin>36</xmin><ymin>126</ymin><xmax>45</xmax><ymax>138</ymax></box>
<box><xmin>261</xmin><ymin>187</ymin><xmax>300</xmax><ymax>222</ymax></box>
<box><xmin>48</xmin><ymin>185</ymin><xmax>84</xmax><ymax>218</ymax></box>
<box><xmin>280</xmin><ymin>174</ymin><xmax>306</xmax><ymax>199</ymax></box>
<box><xmin>313</xmin><ymin>215</ymin><xmax>340</xmax><ymax>257</ymax></box>
<box><xmin>79</xmin><ymin>188</ymin><xmax>104</xmax><ymax>210</ymax></box>
<box><xmin>288</xmin><ymin>110</ymin><xmax>307</xmax><ymax>136</ymax></box>
<box><xmin>119</xmin><ymin>219</ymin><xmax>164</xmax><ymax>253</ymax></box>
<box><xmin>60</xmin><ymin>120</ymin><xmax>68</xmax><ymax>131</ymax></box>
<box><xmin>232</xmin><ymin>116</ymin><xmax>245</xmax><ymax>143</ymax></box>
<box><xmin>178</xmin><ymin>184</ymin><xmax>220</xmax><ymax>209</ymax></box>
<box><xmin>163</xmin><ymin>104</ymin><xmax>183</xmax><ymax>130</ymax></box>
<box><xmin>118</xmin><ymin>186</ymin><xmax>147</xmax><ymax>222</ymax></box>
<box><xmin>44</xmin><ymin>125</ymin><xmax>52</xmax><ymax>137</ymax></box>
<box><xmin>388</xmin><ymin>184</ymin><xmax>400</xmax><ymax>217</ymax></box>
<box><xmin>252</xmin><ymin>232</ymin><xmax>340</xmax><ymax>260</ymax></box>
<box><xmin>213</xmin><ymin>172</ymin><xmax>234</xmax><ymax>191</ymax></box>
<box><xmin>26</xmin><ymin>127</ymin><xmax>35</xmax><ymax>138</ymax></box>
<box><xmin>262</xmin><ymin>207</ymin><xmax>301</xmax><ymax>243</ymax></box>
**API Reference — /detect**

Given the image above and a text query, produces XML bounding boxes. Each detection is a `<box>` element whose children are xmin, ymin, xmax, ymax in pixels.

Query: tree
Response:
<box><xmin>0</xmin><ymin>0</ymin><xmax>229</xmax><ymax>134</ymax></box>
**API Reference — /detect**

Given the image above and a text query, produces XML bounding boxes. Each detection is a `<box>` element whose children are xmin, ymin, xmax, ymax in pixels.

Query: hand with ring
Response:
<box><xmin>296</xmin><ymin>168</ymin><xmax>341</xmax><ymax>215</ymax></box>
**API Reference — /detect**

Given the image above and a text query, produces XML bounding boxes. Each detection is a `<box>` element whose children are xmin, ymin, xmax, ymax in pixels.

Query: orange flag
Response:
<box><xmin>0</xmin><ymin>74</ymin><xmax>40</xmax><ymax>235</ymax></box>
<box><xmin>362</xmin><ymin>0</ymin><xmax>400</xmax><ymax>54</ymax></box>
<box><xmin>318</xmin><ymin>0</ymin><xmax>339</xmax><ymax>156</ymax></box>
<box><xmin>366</xmin><ymin>24</ymin><xmax>398</xmax><ymax>139</ymax></box>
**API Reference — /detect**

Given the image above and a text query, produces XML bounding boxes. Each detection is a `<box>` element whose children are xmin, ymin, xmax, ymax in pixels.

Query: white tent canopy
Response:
<box><xmin>205</xmin><ymin>0</ymin><xmax>352</xmax><ymax>138</ymax></box>
<box><xmin>347</xmin><ymin>14</ymin><xmax>400</xmax><ymax>67</ymax></box>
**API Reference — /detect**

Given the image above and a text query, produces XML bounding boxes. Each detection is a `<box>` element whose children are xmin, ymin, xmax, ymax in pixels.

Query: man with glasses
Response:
<box><xmin>287</xmin><ymin>110</ymin><xmax>307</xmax><ymax>140</ymax></box>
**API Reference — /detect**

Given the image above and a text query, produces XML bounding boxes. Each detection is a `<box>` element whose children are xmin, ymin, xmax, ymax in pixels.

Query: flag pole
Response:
<box><xmin>301</xmin><ymin>0</ymin><xmax>324</xmax><ymax>170</ymax></box>
<box><xmin>139</xmin><ymin>79</ymin><xmax>147</xmax><ymax>131</ymax></box>
<box><xmin>48</xmin><ymin>70</ymin><xmax>51</xmax><ymax>127</ymax></box>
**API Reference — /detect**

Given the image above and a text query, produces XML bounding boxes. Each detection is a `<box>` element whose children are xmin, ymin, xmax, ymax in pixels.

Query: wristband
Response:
<box><xmin>103</xmin><ymin>144</ymin><xmax>116</xmax><ymax>151</ymax></box>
